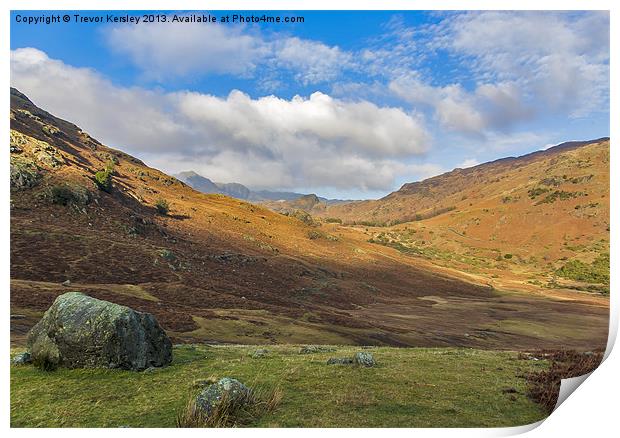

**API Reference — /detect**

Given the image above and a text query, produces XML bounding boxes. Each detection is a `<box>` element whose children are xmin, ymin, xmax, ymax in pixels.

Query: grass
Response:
<box><xmin>11</xmin><ymin>344</ymin><xmax>549</xmax><ymax>427</ymax></box>
<box><xmin>182</xmin><ymin>313</ymin><xmax>357</xmax><ymax>345</ymax></box>
<box><xmin>155</xmin><ymin>198</ymin><xmax>170</xmax><ymax>215</ymax></box>
<box><xmin>368</xmin><ymin>232</ymin><xmax>495</xmax><ymax>269</ymax></box>
<box><xmin>176</xmin><ymin>383</ymin><xmax>282</xmax><ymax>427</ymax></box>
<box><xmin>556</xmin><ymin>253</ymin><xmax>609</xmax><ymax>287</ymax></box>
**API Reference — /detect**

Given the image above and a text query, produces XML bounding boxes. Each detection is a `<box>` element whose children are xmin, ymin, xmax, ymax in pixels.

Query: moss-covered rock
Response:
<box><xmin>326</xmin><ymin>357</ymin><xmax>354</xmax><ymax>365</ymax></box>
<box><xmin>27</xmin><ymin>292</ymin><xmax>172</xmax><ymax>371</ymax></box>
<box><xmin>354</xmin><ymin>351</ymin><xmax>376</xmax><ymax>367</ymax></box>
<box><xmin>195</xmin><ymin>378</ymin><xmax>252</xmax><ymax>417</ymax></box>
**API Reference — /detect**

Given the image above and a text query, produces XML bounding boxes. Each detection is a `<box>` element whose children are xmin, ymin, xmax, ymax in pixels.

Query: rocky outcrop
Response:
<box><xmin>10</xmin><ymin>157</ymin><xmax>41</xmax><ymax>190</ymax></box>
<box><xmin>27</xmin><ymin>292</ymin><xmax>172</xmax><ymax>371</ymax></box>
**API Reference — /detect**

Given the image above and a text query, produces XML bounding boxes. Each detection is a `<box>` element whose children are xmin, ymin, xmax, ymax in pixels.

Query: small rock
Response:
<box><xmin>12</xmin><ymin>352</ymin><xmax>32</xmax><ymax>365</ymax></box>
<box><xmin>143</xmin><ymin>366</ymin><xmax>157</xmax><ymax>373</ymax></box>
<box><xmin>159</xmin><ymin>249</ymin><xmax>176</xmax><ymax>262</ymax></box>
<box><xmin>41</xmin><ymin>125</ymin><xmax>60</xmax><ymax>135</ymax></box>
<box><xmin>327</xmin><ymin>357</ymin><xmax>354</xmax><ymax>365</ymax></box>
<box><xmin>62</xmin><ymin>280</ymin><xmax>71</xmax><ymax>287</ymax></box>
<box><xmin>299</xmin><ymin>345</ymin><xmax>336</xmax><ymax>354</ymax></box>
<box><xmin>249</xmin><ymin>348</ymin><xmax>269</xmax><ymax>359</ymax></box>
<box><xmin>195</xmin><ymin>378</ymin><xmax>252</xmax><ymax>417</ymax></box>
<box><xmin>354</xmin><ymin>351</ymin><xmax>376</xmax><ymax>367</ymax></box>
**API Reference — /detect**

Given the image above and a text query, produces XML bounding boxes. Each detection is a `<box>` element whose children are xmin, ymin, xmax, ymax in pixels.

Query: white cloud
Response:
<box><xmin>389</xmin><ymin>76</ymin><xmax>532</xmax><ymax>136</ymax></box>
<box><xmin>107</xmin><ymin>21</ymin><xmax>270</xmax><ymax>79</ymax></box>
<box><xmin>177</xmin><ymin>90</ymin><xmax>429</xmax><ymax>158</ymax></box>
<box><xmin>458</xmin><ymin>158</ymin><xmax>479</xmax><ymax>169</ymax></box>
<box><xmin>432</xmin><ymin>11</ymin><xmax>609</xmax><ymax>117</ymax></box>
<box><xmin>274</xmin><ymin>37</ymin><xmax>352</xmax><ymax>85</ymax></box>
<box><xmin>11</xmin><ymin>48</ymin><xmax>431</xmax><ymax>192</ymax></box>
<box><xmin>385</xmin><ymin>11</ymin><xmax>607</xmax><ymax>138</ymax></box>
<box><xmin>105</xmin><ymin>19</ymin><xmax>353</xmax><ymax>86</ymax></box>
<box><xmin>10</xmin><ymin>48</ymin><xmax>189</xmax><ymax>152</ymax></box>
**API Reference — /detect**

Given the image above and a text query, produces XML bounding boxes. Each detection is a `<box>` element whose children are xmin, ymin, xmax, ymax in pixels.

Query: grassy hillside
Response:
<box><xmin>10</xmin><ymin>87</ymin><xmax>608</xmax><ymax>351</ymax></box>
<box><xmin>272</xmin><ymin>138</ymin><xmax>611</xmax><ymax>298</ymax></box>
<box><xmin>11</xmin><ymin>345</ymin><xmax>549</xmax><ymax>428</ymax></box>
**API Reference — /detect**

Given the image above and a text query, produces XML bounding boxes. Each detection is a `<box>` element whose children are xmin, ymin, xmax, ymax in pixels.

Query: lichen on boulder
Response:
<box><xmin>354</xmin><ymin>351</ymin><xmax>376</xmax><ymax>367</ymax></box>
<box><xmin>27</xmin><ymin>292</ymin><xmax>172</xmax><ymax>371</ymax></box>
<box><xmin>195</xmin><ymin>378</ymin><xmax>252</xmax><ymax>417</ymax></box>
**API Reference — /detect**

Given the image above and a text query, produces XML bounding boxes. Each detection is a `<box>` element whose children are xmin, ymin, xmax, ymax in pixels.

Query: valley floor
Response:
<box><xmin>11</xmin><ymin>344</ymin><xmax>550</xmax><ymax>428</ymax></box>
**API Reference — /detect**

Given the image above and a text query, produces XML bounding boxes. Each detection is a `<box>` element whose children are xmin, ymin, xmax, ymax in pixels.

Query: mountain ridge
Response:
<box><xmin>175</xmin><ymin>169</ymin><xmax>349</xmax><ymax>203</ymax></box>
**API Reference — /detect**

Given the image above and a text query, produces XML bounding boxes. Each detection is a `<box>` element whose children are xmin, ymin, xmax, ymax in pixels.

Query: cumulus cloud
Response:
<box><xmin>11</xmin><ymin>48</ymin><xmax>432</xmax><ymax>192</ymax></box>
<box><xmin>10</xmin><ymin>48</ymin><xmax>190</xmax><ymax>151</ymax></box>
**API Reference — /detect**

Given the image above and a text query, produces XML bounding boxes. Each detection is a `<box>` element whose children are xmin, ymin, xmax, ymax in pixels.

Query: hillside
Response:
<box><xmin>9</xmin><ymin>87</ymin><xmax>608</xmax><ymax>352</ymax></box>
<box><xmin>281</xmin><ymin>138</ymin><xmax>610</xmax><ymax>296</ymax></box>
<box><xmin>296</xmin><ymin>138</ymin><xmax>609</xmax><ymax>225</ymax></box>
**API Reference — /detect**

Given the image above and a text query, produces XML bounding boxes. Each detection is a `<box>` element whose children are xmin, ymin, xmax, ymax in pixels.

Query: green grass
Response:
<box><xmin>556</xmin><ymin>253</ymin><xmax>609</xmax><ymax>288</ymax></box>
<box><xmin>11</xmin><ymin>345</ymin><xmax>548</xmax><ymax>427</ymax></box>
<box><xmin>368</xmin><ymin>233</ymin><xmax>494</xmax><ymax>269</ymax></box>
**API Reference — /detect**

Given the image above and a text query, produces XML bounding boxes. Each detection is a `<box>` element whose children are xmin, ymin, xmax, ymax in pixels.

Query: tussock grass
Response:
<box><xmin>176</xmin><ymin>384</ymin><xmax>283</xmax><ymax>428</ymax></box>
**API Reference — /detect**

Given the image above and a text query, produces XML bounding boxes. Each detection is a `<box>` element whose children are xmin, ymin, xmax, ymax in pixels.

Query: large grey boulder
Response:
<box><xmin>27</xmin><ymin>292</ymin><xmax>172</xmax><ymax>371</ymax></box>
<box><xmin>195</xmin><ymin>378</ymin><xmax>252</xmax><ymax>416</ymax></box>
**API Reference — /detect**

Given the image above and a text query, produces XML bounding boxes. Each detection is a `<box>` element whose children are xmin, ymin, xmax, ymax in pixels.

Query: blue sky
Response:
<box><xmin>10</xmin><ymin>10</ymin><xmax>610</xmax><ymax>199</ymax></box>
